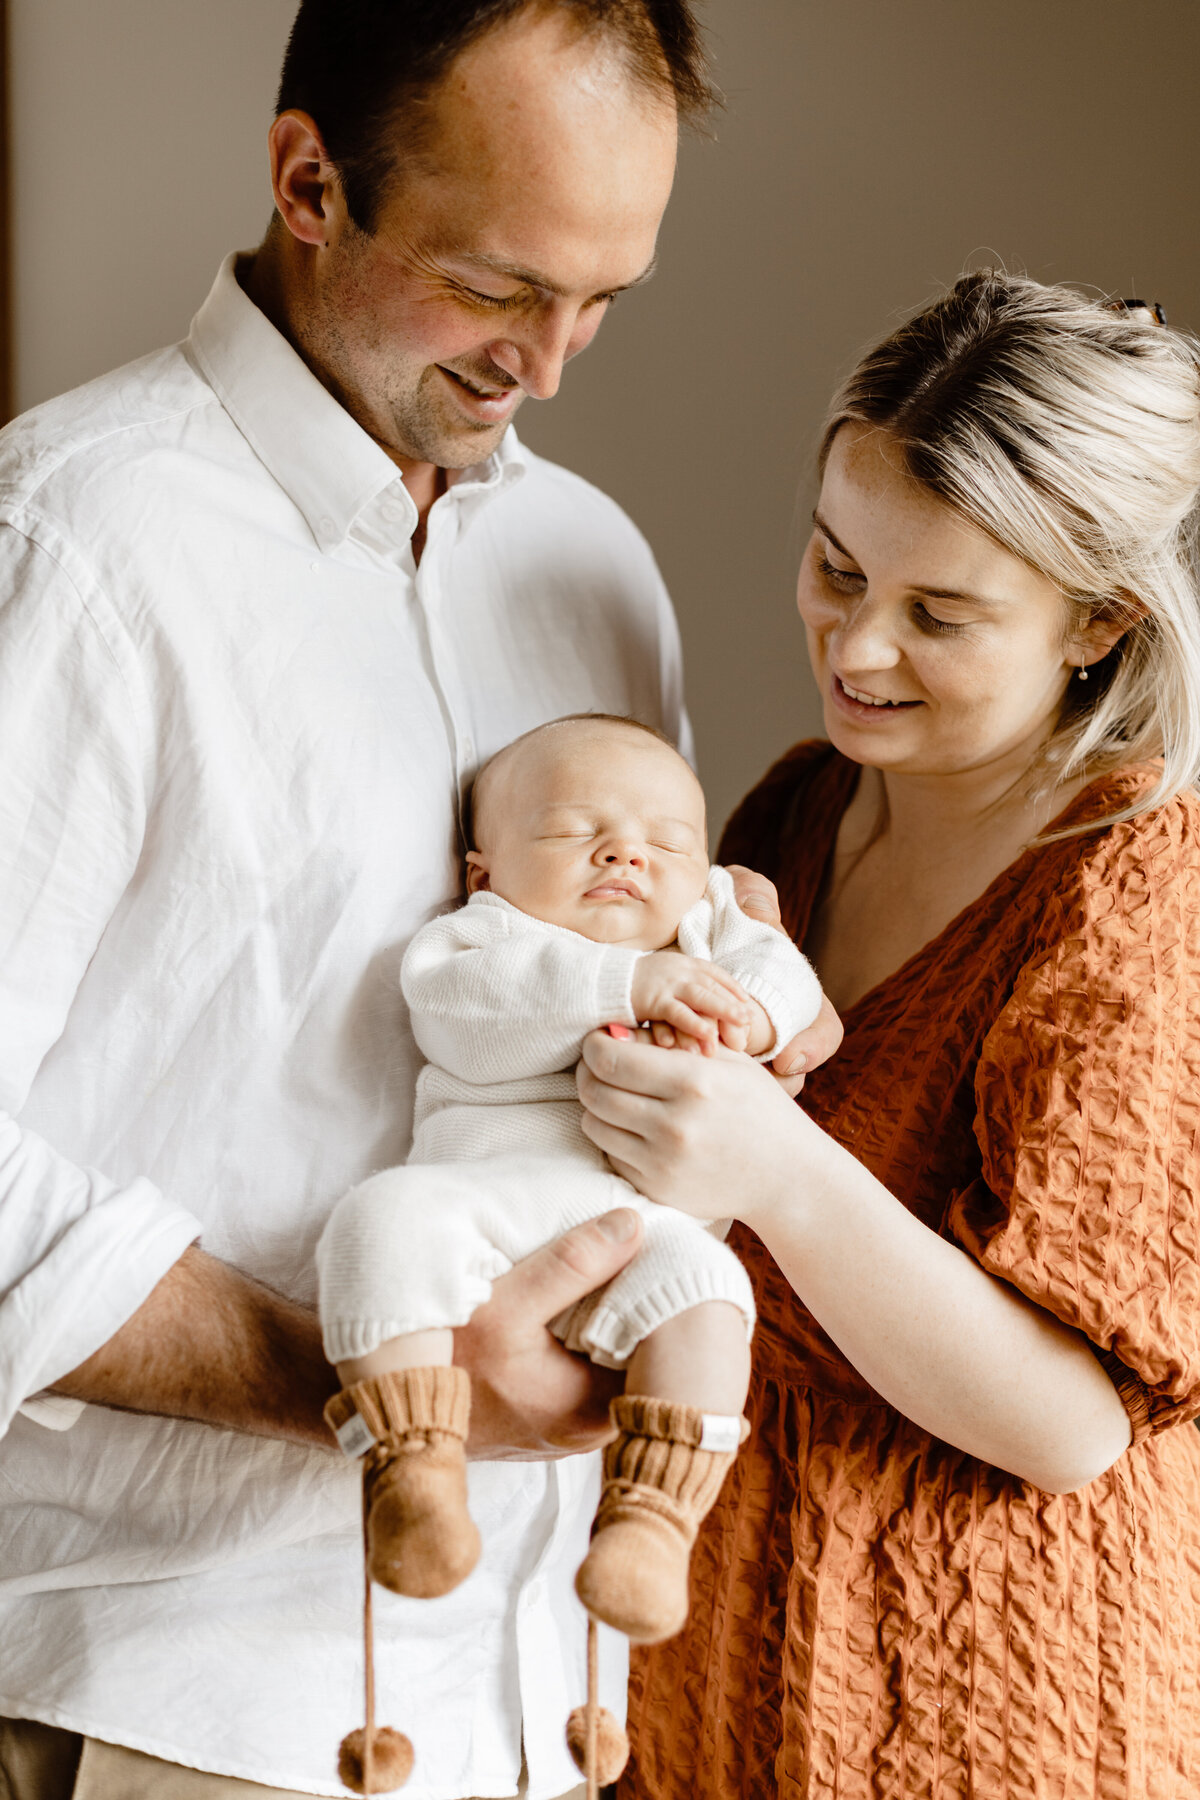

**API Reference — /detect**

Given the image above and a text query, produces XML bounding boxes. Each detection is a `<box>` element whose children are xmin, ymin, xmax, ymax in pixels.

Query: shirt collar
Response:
<box><xmin>186</xmin><ymin>253</ymin><xmax>526</xmax><ymax>554</ymax></box>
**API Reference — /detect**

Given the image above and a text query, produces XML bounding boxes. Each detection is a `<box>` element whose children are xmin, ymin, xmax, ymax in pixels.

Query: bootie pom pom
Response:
<box><xmin>337</xmin><ymin>1726</ymin><xmax>415</xmax><ymax>1793</ymax></box>
<box><xmin>565</xmin><ymin>1705</ymin><xmax>630</xmax><ymax>1784</ymax></box>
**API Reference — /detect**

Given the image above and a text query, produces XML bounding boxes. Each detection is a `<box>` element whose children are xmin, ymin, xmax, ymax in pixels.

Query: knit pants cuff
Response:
<box><xmin>325</xmin><ymin>1365</ymin><xmax>471</xmax><ymax>1447</ymax></box>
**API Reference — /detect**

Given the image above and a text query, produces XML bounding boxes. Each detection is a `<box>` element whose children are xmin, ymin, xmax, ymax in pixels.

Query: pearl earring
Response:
<box><xmin>1077</xmin><ymin>661</ymin><xmax>1089</xmax><ymax>682</ymax></box>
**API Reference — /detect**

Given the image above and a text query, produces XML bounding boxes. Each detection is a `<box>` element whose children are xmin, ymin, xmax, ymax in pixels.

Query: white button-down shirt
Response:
<box><xmin>0</xmin><ymin>255</ymin><xmax>689</xmax><ymax>1797</ymax></box>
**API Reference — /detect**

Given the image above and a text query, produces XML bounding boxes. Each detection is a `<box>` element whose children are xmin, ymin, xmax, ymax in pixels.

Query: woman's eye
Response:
<box><xmin>912</xmin><ymin>602</ymin><xmax>968</xmax><ymax>637</ymax></box>
<box><xmin>817</xmin><ymin>554</ymin><xmax>864</xmax><ymax>593</ymax></box>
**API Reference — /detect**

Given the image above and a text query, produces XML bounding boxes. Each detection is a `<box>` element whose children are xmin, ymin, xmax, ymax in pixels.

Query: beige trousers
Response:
<box><xmin>0</xmin><ymin>1718</ymin><xmax>586</xmax><ymax>1800</ymax></box>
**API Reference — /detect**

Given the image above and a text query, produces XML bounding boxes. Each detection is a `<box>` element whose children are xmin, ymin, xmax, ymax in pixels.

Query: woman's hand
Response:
<box><xmin>578</xmin><ymin>1032</ymin><xmax>1132</xmax><ymax>1492</ymax></box>
<box><xmin>576</xmin><ymin>1028</ymin><xmax>807</xmax><ymax>1226</ymax></box>
<box><xmin>726</xmin><ymin>864</ymin><xmax>844</xmax><ymax>1091</ymax></box>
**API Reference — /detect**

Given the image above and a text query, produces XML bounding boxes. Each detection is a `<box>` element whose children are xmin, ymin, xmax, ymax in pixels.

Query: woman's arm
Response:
<box><xmin>576</xmin><ymin>1034</ymin><xmax>1132</xmax><ymax>1492</ymax></box>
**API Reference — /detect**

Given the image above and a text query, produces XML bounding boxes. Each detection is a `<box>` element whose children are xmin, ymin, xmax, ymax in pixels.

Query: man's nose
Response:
<box><xmin>487</xmin><ymin>304</ymin><xmax>603</xmax><ymax>401</ymax></box>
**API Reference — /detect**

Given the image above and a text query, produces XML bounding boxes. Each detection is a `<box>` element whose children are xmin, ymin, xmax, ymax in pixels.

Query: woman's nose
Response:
<box><xmin>833</xmin><ymin>596</ymin><xmax>901</xmax><ymax>670</ymax></box>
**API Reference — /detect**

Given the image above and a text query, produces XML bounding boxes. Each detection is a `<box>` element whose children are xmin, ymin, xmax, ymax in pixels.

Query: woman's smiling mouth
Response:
<box><xmin>832</xmin><ymin>673</ymin><xmax>921</xmax><ymax>718</ymax></box>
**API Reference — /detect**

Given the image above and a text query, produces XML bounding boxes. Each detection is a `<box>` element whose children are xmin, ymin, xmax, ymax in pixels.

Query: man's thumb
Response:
<box><xmin>501</xmin><ymin>1210</ymin><xmax>642</xmax><ymax>1326</ymax></box>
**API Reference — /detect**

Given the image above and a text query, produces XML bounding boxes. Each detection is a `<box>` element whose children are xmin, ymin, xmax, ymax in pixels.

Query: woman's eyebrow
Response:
<box><xmin>812</xmin><ymin>510</ymin><xmax>1004</xmax><ymax>609</ymax></box>
<box><xmin>812</xmin><ymin>510</ymin><xmax>856</xmax><ymax>562</ymax></box>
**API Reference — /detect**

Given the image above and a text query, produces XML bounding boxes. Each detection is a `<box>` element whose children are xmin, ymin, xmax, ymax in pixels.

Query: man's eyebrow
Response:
<box><xmin>811</xmin><ymin>510</ymin><xmax>1005</xmax><ymax>609</ymax></box>
<box><xmin>456</xmin><ymin>250</ymin><xmax>658</xmax><ymax>299</ymax></box>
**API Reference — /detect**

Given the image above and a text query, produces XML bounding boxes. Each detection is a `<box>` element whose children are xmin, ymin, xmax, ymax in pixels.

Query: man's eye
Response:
<box><xmin>461</xmin><ymin>286</ymin><xmax>524</xmax><ymax>313</ymax></box>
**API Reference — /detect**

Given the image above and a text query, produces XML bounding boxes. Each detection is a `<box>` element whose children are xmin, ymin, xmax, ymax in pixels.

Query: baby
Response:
<box><xmin>317</xmin><ymin>714</ymin><xmax>820</xmax><ymax>1664</ymax></box>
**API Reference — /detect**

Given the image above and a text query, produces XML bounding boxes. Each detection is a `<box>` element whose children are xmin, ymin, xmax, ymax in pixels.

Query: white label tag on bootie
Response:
<box><xmin>699</xmin><ymin>1414</ymin><xmax>742</xmax><ymax>1454</ymax></box>
<box><xmin>334</xmin><ymin>1412</ymin><xmax>376</xmax><ymax>1460</ymax></box>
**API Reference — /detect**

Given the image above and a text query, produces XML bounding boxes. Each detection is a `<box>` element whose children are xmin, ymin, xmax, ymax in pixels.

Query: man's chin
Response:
<box><xmin>413</xmin><ymin>413</ymin><xmax>516</xmax><ymax>471</ymax></box>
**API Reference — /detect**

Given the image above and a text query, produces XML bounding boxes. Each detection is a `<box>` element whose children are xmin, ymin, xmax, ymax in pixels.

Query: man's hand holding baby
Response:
<box><xmin>630</xmin><ymin>952</ymin><xmax>773</xmax><ymax>1056</ymax></box>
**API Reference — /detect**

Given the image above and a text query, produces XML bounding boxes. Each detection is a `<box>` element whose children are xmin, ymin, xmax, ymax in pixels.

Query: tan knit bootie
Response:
<box><xmin>574</xmin><ymin>1394</ymin><xmax>744</xmax><ymax>1644</ymax></box>
<box><xmin>325</xmin><ymin>1365</ymin><xmax>480</xmax><ymax>1599</ymax></box>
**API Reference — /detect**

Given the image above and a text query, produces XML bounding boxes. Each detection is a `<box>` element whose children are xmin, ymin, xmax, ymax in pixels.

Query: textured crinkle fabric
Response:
<box><xmin>622</xmin><ymin>742</ymin><xmax>1200</xmax><ymax>1799</ymax></box>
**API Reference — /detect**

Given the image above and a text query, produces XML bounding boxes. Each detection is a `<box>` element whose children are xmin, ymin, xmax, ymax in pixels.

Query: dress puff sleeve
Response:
<box><xmin>947</xmin><ymin>791</ymin><xmax>1200</xmax><ymax>1446</ymax></box>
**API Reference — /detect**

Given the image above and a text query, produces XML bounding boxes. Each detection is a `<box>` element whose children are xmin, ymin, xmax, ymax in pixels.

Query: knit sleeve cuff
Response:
<box><xmin>594</xmin><ymin>946</ymin><xmax>643</xmax><ymax>1029</ymax></box>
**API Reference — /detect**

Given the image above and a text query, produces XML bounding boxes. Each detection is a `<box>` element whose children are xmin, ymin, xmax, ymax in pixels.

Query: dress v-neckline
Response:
<box><xmin>780</xmin><ymin>749</ymin><xmax>1157</xmax><ymax>1029</ymax></box>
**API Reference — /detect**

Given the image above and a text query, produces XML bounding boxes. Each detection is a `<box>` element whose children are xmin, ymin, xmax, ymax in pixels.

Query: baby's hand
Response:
<box><xmin>630</xmin><ymin>952</ymin><xmax>755</xmax><ymax>1056</ymax></box>
<box><xmin>645</xmin><ymin>995</ymin><xmax>774</xmax><ymax>1057</ymax></box>
<box><xmin>716</xmin><ymin>995</ymin><xmax>775</xmax><ymax>1057</ymax></box>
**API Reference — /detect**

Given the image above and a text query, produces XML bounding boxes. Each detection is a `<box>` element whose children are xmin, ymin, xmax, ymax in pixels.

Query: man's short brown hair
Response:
<box><xmin>276</xmin><ymin>0</ymin><xmax>716</xmax><ymax>233</ymax></box>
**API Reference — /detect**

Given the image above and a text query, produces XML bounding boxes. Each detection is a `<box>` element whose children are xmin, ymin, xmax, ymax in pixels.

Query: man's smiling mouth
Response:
<box><xmin>441</xmin><ymin>367</ymin><xmax>517</xmax><ymax>399</ymax></box>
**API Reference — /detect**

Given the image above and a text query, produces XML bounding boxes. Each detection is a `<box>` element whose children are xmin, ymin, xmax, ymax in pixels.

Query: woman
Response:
<box><xmin>577</xmin><ymin>272</ymin><xmax>1200</xmax><ymax>1796</ymax></box>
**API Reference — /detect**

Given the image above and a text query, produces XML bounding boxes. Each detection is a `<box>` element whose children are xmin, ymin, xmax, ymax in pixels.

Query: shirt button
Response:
<box><xmin>462</xmin><ymin>737</ymin><xmax>475</xmax><ymax>764</ymax></box>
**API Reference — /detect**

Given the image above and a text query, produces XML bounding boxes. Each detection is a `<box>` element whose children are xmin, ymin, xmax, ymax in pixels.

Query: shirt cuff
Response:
<box><xmin>0</xmin><ymin>1185</ymin><xmax>202</xmax><ymax>1438</ymax></box>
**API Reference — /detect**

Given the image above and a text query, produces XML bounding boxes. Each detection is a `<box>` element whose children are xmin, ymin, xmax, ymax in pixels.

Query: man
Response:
<box><xmin>0</xmin><ymin>5</ymin><xmax>832</xmax><ymax>1796</ymax></box>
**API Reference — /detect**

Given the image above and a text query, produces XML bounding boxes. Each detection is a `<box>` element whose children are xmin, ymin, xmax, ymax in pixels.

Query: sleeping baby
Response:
<box><xmin>316</xmin><ymin>713</ymin><xmax>821</xmax><ymax>1785</ymax></box>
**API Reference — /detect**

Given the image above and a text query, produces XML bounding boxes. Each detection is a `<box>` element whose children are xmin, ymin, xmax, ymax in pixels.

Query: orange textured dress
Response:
<box><xmin>623</xmin><ymin>742</ymin><xmax>1200</xmax><ymax>1799</ymax></box>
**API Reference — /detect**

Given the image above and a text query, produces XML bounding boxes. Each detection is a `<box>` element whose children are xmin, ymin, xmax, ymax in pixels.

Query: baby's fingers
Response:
<box><xmin>655</xmin><ymin>994</ymin><xmax>721</xmax><ymax>1049</ymax></box>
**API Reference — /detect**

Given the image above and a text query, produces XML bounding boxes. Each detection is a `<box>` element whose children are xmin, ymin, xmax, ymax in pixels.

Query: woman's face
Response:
<box><xmin>797</xmin><ymin>424</ymin><xmax>1094</xmax><ymax>782</ymax></box>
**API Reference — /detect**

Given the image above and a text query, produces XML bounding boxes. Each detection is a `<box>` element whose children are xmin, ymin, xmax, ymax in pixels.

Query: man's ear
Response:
<box><xmin>465</xmin><ymin>852</ymin><xmax>491</xmax><ymax>894</ymax></box>
<box><xmin>267</xmin><ymin>109</ymin><xmax>344</xmax><ymax>248</ymax></box>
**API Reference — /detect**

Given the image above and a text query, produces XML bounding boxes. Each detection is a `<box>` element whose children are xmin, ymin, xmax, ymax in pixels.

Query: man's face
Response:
<box><xmin>294</xmin><ymin>10</ymin><xmax>678</xmax><ymax>469</ymax></box>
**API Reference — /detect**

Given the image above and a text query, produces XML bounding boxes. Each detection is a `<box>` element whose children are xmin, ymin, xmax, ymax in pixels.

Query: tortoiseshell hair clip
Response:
<box><xmin>1106</xmin><ymin>297</ymin><xmax>1168</xmax><ymax>326</ymax></box>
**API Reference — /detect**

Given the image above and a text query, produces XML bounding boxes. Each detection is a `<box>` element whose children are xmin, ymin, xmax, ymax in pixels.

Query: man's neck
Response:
<box><xmin>238</xmin><ymin>241</ymin><xmax>445</xmax><ymax>553</ymax></box>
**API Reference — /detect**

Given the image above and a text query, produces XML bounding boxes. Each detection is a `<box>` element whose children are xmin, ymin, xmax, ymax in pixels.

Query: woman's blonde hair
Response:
<box><xmin>819</xmin><ymin>269</ymin><xmax>1200</xmax><ymax>835</ymax></box>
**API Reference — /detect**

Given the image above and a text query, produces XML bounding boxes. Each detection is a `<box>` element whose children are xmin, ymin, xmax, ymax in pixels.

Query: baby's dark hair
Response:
<box><xmin>463</xmin><ymin>712</ymin><xmax>680</xmax><ymax>851</ymax></box>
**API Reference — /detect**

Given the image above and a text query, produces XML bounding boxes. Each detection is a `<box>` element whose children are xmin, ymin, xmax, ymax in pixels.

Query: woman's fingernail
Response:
<box><xmin>597</xmin><ymin>1208</ymin><xmax>639</xmax><ymax>1242</ymax></box>
<box><xmin>782</xmin><ymin>1053</ymin><xmax>807</xmax><ymax>1075</ymax></box>
<box><xmin>605</xmin><ymin>1023</ymin><xmax>633</xmax><ymax>1040</ymax></box>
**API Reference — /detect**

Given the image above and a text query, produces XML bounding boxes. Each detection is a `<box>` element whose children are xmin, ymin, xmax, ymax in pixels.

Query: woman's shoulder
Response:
<box><xmin>717</xmin><ymin>738</ymin><xmax>852</xmax><ymax>875</ymax></box>
<box><xmin>1040</xmin><ymin>765</ymin><xmax>1200</xmax><ymax>936</ymax></box>
<box><xmin>993</xmin><ymin>769</ymin><xmax>1200</xmax><ymax>1046</ymax></box>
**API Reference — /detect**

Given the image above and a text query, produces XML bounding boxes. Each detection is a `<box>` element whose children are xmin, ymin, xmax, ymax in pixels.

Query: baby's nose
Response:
<box><xmin>600</xmin><ymin>840</ymin><xmax>647</xmax><ymax>867</ymax></box>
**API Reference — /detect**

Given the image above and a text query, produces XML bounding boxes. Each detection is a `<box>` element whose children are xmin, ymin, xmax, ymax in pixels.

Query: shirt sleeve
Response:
<box><xmin>677</xmin><ymin>866</ymin><xmax>824</xmax><ymax>1058</ymax></box>
<box><xmin>401</xmin><ymin>899</ymin><xmax>643</xmax><ymax>1084</ymax></box>
<box><xmin>946</xmin><ymin>801</ymin><xmax>1200</xmax><ymax>1444</ymax></box>
<box><xmin>0</xmin><ymin>522</ymin><xmax>202</xmax><ymax>1437</ymax></box>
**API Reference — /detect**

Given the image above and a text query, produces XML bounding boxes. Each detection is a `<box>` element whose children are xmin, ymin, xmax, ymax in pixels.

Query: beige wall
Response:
<box><xmin>13</xmin><ymin>0</ymin><xmax>1200</xmax><ymax>832</ymax></box>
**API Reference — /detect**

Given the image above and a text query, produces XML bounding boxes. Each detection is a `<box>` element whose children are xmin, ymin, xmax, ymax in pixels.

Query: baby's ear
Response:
<box><xmin>465</xmin><ymin>852</ymin><xmax>490</xmax><ymax>894</ymax></box>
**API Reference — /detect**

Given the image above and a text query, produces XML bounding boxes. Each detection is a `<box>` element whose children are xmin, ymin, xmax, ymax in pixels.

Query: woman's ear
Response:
<box><xmin>465</xmin><ymin>852</ymin><xmax>491</xmax><ymax>894</ymax></box>
<box><xmin>1069</xmin><ymin>591</ymin><xmax>1145</xmax><ymax>672</ymax></box>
